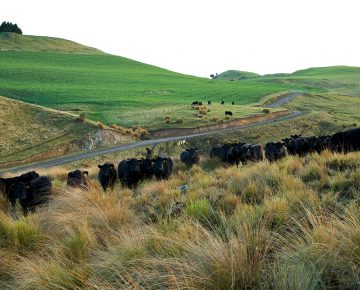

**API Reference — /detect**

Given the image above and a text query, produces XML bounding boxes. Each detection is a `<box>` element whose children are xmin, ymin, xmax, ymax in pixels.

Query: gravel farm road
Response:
<box><xmin>0</xmin><ymin>94</ymin><xmax>304</xmax><ymax>174</ymax></box>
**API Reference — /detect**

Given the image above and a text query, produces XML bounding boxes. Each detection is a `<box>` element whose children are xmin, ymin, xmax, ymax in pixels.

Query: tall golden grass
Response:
<box><xmin>1</xmin><ymin>151</ymin><xmax>360</xmax><ymax>288</ymax></box>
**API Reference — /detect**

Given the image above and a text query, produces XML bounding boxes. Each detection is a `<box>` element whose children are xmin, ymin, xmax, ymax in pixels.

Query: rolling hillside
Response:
<box><xmin>0</xmin><ymin>32</ymin><xmax>102</xmax><ymax>54</ymax></box>
<box><xmin>214</xmin><ymin>70</ymin><xmax>260</xmax><ymax>80</ymax></box>
<box><xmin>0</xmin><ymin>33</ymin><xmax>304</xmax><ymax>128</ymax></box>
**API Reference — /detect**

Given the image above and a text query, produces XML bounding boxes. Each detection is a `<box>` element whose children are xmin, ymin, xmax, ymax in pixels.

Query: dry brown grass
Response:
<box><xmin>1</xmin><ymin>151</ymin><xmax>360</xmax><ymax>288</ymax></box>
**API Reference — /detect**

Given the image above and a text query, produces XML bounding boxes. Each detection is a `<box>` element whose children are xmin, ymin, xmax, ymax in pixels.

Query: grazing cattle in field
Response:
<box><xmin>67</xmin><ymin>170</ymin><xmax>89</xmax><ymax>188</ymax></box>
<box><xmin>180</xmin><ymin>148</ymin><xmax>200</xmax><ymax>167</ymax></box>
<box><xmin>98</xmin><ymin>163</ymin><xmax>117</xmax><ymax>191</ymax></box>
<box><xmin>199</xmin><ymin>101</ymin><xmax>203</xmax><ymax>105</ymax></box>
<box><xmin>329</xmin><ymin>128</ymin><xmax>360</xmax><ymax>153</ymax></box>
<box><xmin>139</xmin><ymin>158</ymin><xmax>153</xmax><ymax>179</ymax></box>
<box><xmin>208</xmin><ymin>101</ymin><xmax>211</xmax><ymax>105</ymax></box>
<box><xmin>225</xmin><ymin>111</ymin><xmax>233</xmax><ymax>116</ymax></box>
<box><xmin>221</xmin><ymin>100</ymin><xmax>224</xmax><ymax>105</ymax></box>
<box><xmin>0</xmin><ymin>171</ymin><xmax>39</xmax><ymax>203</ymax></box>
<box><xmin>118</xmin><ymin>158</ymin><xmax>142</xmax><ymax>188</ymax></box>
<box><xmin>265</xmin><ymin>142</ymin><xmax>286</xmax><ymax>162</ymax></box>
<box><xmin>9</xmin><ymin>176</ymin><xmax>52</xmax><ymax>213</ymax></box>
<box><xmin>192</xmin><ymin>101</ymin><xmax>199</xmax><ymax>106</ymax></box>
<box><xmin>232</xmin><ymin>101</ymin><xmax>235</xmax><ymax>105</ymax></box>
<box><xmin>152</xmin><ymin>157</ymin><xmax>174</xmax><ymax>180</ymax></box>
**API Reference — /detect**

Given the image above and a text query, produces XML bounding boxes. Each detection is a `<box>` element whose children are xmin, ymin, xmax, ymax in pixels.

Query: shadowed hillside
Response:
<box><xmin>0</xmin><ymin>96</ymin><xmax>132</xmax><ymax>166</ymax></box>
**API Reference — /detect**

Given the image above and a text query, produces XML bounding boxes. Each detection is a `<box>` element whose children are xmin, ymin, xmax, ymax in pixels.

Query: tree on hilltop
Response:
<box><xmin>0</xmin><ymin>21</ymin><xmax>22</xmax><ymax>34</ymax></box>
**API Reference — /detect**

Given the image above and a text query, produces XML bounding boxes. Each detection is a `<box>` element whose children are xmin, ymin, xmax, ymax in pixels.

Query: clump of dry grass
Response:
<box><xmin>97</xmin><ymin>122</ymin><xmax>105</xmax><ymax>130</ymax></box>
<box><xmin>176</xmin><ymin>118</ymin><xmax>184</xmax><ymax>124</ymax></box>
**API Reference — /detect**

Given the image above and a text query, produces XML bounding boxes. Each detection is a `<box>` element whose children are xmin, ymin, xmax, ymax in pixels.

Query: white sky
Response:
<box><xmin>2</xmin><ymin>0</ymin><xmax>360</xmax><ymax>77</ymax></box>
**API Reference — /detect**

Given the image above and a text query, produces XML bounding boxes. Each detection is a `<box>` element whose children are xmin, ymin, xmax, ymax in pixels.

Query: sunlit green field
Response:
<box><xmin>0</xmin><ymin>50</ymin><xmax>301</xmax><ymax>127</ymax></box>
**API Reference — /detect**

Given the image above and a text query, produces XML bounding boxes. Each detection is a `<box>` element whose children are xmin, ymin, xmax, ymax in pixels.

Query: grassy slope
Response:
<box><xmin>0</xmin><ymin>96</ymin><xmax>100</xmax><ymax>164</ymax></box>
<box><xmin>0</xmin><ymin>34</ymin><xmax>304</xmax><ymax>129</ymax></box>
<box><xmin>266</xmin><ymin>65</ymin><xmax>360</xmax><ymax>96</ymax></box>
<box><xmin>0</xmin><ymin>32</ymin><xmax>102</xmax><ymax>54</ymax></box>
<box><xmin>1</xmin><ymin>150</ymin><xmax>360</xmax><ymax>289</ymax></box>
<box><xmin>215</xmin><ymin>70</ymin><xmax>260</xmax><ymax>80</ymax></box>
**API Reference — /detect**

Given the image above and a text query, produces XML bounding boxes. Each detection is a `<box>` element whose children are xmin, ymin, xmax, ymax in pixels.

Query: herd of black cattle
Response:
<box><xmin>1</xmin><ymin>128</ymin><xmax>359</xmax><ymax>214</ymax></box>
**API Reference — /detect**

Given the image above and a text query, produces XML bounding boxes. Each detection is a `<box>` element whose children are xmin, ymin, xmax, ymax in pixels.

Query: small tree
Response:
<box><xmin>0</xmin><ymin>21</ymin><xmax>22</xmax><ymax>34</ymax></box>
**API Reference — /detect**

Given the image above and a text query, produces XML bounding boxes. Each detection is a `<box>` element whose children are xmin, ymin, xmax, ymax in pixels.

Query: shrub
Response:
<box><xmin>0</xmin><ymin>21</ymin><xmax>22</xmax><ymax>34</ymax></box>
<box><xmin>165</xmin><ymin>116</ymin><xmax>171</xmax><ymax>120</ymax></box>
<box><xmin>262</xmin><ymin>108</ymin><xmax>271</xmax><ymax>114</ymax></box>
<box><xmin>176</xmin><ymin>118</ymin><xmax>184</xmax><ymax>124</ymax></box>
<box><xmin>97</xmin><ymin>122</ymin><xmax>105</xmax><ymax>130</ymax></box>
<box><xmin>165</xmin><ymin>119</ymin><xmax>171</xmax><ymax>124</ymax></box>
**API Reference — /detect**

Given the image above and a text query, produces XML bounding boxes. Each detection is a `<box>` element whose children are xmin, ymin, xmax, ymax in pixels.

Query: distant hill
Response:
<box><xmin>0</xmin><ymin>32</ymin><xmax>103</xmax><ymax>54</ymax></box>
<box><xmin>290</xmin><ymin>66</ymin><xmax>360</xmax><ymax>77</ymax></box>
<box><xmin>215</xmin><ymin>70</ymin><xmax>260</xmax><ymax>81</ymax></box>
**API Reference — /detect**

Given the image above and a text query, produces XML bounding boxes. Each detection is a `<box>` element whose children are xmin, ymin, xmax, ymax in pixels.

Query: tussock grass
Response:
<box><xmin>1</xmin><ymin>151</ymin><xmax>360</xmax><ymax>288</ymax></box>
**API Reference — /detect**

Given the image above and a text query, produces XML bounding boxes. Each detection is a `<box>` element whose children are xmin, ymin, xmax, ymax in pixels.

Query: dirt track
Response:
<box><xmin>0</xmin><ymin>94</ymin><xmax>303</xmax><ymax>174</ymax></box>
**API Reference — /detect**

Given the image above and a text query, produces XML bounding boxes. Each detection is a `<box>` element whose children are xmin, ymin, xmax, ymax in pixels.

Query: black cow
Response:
<box><xmin>265</xmin><ymin>142</ymin><xmax>286</xmax><ymax>162</ymax></box>
<box><xmin>329</xmin><ymin>128</ymin><xmax>360</xmax><ymax>153</ymax></box>
<box><xmin>192</xmin><ymin>101</ymin><xmax>199</xmax><ymax>106</ymax></box>
<box><xmin>199</xmin><ymin>101</ymin><xmax>203</xmax><ymax>105</ymax></box>
<box><xmin>232</xmin><ymin>101</ymin><xmax>235</xmax><ymax>105</ymax></box>
<box><xmin>230</xmin><ymin>142</ymin><xmax>246</xmax><ymax>166</ymax></box>
<box><xmin>225</xmin><ymin>111</ymin><xmax>233</xmax><ymax>116</ymax></box>
<box><xmin>221</xmin><ymin>100</ymin><xmax>224</xmax><ymax>105</ymax></box>
<box><xmin>98</xmin><ymin>163</ymin><xmax>117</xmax><ymax>191</ymax></box>
<box><xmin>9</xmin><ymin>176</ymin><xmax>52</xmax><ymax>213</ymax></box>
<box><xmin>282</xmin><ymin>136</ymin><xmax>311</xmax><ymax>156</ymax></box>
<box><xmin>208</xmin><ymin>101</ymin><xmax>211</xmax><ymax>105</ymax></box>
<box><xmin>152</xmin><ymin>157</ymin><xmax>174</xmax><ymax>180</ymax></box>
<box><xmin>314</xmin><ymin>135</ymin><xmax>330</xmax><ymax>153</ymax></box>
<box><xmin>0</xmin><ymin>171</ymin><xmax>39</xmax><ymax>201</ymax></box>
<box><xmin>67</xmin><ymin>170</ymin><xmax>89</xmax><ymax>188</ymax></box>
<box><xmin>139</xmin><ymin>158</ymin><xmax>153</xmax><ymax>179</ymax></box>
<box><xmin>210</xmin><ymin>144</ymin><xmax>236</xmax><ymax>164</ymax></box>
<box><xmin>237</xmin><ymin>144</ymin><xmax>263</xmax><ymax>164</ymax></box>
<box><xmin>180</xmin><ymin>148</ymin><xmax>200</xmax><ymax>167</ymax></box>
<box><xmin>118</xmin><ymin>158</ymin><xmax>143</xmax><ymax>188</ymax></box>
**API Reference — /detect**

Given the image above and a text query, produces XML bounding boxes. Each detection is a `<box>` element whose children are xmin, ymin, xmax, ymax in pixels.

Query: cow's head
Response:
<box><xmin>98</xmin><ymin>163</ymin><xmax>115</xmax><ymax>177</ymax></box>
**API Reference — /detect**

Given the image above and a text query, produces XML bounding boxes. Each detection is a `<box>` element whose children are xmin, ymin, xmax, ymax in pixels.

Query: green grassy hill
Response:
<box><xmin>265</xmin><ymin>66</ymin><xmax>360</xmax><ymax>96</ymax></box>
<box><xmin>214</xmin><ymin>70</ymin><xmax>260</xmax><ymax>80</ymax></box>
<box><xmin>1</xmin><ymin>34</ymin><xmax>360</xmax><ymax>135</ymax></box>
<box><xmin>0</xmin><ymin>34</ymin><xmax>305</xmax><ymax>129</ymax></box>
<box><xmin>0</xmin><ymin>32</ymin><xmax>102</xmax><ymax>54</ymax></box>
